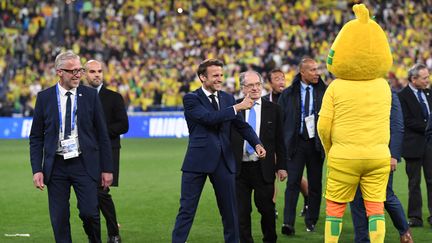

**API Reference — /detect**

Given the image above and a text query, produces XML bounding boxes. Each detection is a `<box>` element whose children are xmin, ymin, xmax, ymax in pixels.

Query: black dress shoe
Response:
<box><xmin>306</xmin><ymin>224</ymin><xmax>315</xmax><ymax>232</ymax></box>
<box><xmin>408</xmin><ymin>218</ymin><xmax>423</xmax><ymax>227</ymax></box>
<box><xmin>107</xmin><ymin>235</ymin><xmax>121</xmax><ymax>243</ymax></box>
<box><xmin>281</xmin><ymin>224</ymin><xmax>295</xmax><ymax>236</ymax></box>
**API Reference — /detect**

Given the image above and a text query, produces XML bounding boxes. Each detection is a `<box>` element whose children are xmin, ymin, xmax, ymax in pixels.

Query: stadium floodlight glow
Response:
<box><xmin>177</xmin><ymin>8</ymin><xmax>183</xmax><ymax>14</ymax></box>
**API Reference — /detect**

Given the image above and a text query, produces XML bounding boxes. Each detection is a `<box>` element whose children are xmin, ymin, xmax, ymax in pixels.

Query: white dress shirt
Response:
<box><xmin>57</xmin><ymin>83</ymin><xmax>80</xmax><ymax>153</ymax></box>
<box><xmin>201</xmin><ymin>87</ymin><xmax>238</xmax><ymax>115</ymax></box>
<box><xmin>242</xmin><ymin>98</ymin><xmax>262</xmax><ymax>162</ymax></box>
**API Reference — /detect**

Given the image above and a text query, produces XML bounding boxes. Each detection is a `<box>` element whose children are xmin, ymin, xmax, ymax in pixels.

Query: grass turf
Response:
<box><xmin>0</xmin><ymin>138</ymin><xmax>431</xmax><ymax>242</ymax></box>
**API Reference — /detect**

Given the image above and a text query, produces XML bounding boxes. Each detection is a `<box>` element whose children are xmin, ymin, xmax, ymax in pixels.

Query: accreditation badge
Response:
<box><xmin>305</xmin><ymin>114</ymin><xmax>315</xmax><ymax>138</ymax></box>
<box><xmin>61</xmin><ymin>136</ymin><xmax>79</xmax><ymax>160</ymax></box>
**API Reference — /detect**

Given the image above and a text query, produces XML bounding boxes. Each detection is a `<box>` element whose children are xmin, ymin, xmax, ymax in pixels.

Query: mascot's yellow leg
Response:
<box><xmin>365</xmin><ymin>200</ymin><xmax>386</xmax><ymax>243</ymax></box>
<box><xmin>325</xmin><ymin>199</ymin><xmax>346</xmax><ymax>243</ymax></box>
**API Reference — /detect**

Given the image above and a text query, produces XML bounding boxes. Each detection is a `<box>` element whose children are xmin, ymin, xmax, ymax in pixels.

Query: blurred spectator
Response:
<box><xmin>0</xmin><ymin>0</ymin><xmax>431</xmax><ymax>116</ymax></box>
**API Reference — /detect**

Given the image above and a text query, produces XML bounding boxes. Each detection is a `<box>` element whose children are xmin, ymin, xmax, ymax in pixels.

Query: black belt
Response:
<box><xmin>55</xmin><ymin>154</ymin><xmax>82</xmax><ymax>161</ymax></box>
<box><xmin>298</xmin><ymin>134</ymin><xmax>313</xmax><ymax>141</ymax></box>
<box><xmin>241</xmin><ymin>160</ymin><xmax>259</xmax><ymax>164</ymax></box>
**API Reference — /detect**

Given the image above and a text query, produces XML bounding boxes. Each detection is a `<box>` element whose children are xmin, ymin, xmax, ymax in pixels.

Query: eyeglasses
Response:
<box><xmin>60</xmin><ymin>68</ymin><xmax>85</xmax><ymax>76</ymax></box>
<box><xmin>243</xmin><ymin>82</ymin><xmax>262</xmax><ymax>89</ymax></box>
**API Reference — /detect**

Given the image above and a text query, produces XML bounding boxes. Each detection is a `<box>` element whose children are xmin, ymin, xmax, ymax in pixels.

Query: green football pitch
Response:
<box><xmin>1</xmin><ymin>139</ymin><xmax>431</xmax><ymax>242</ymax></box>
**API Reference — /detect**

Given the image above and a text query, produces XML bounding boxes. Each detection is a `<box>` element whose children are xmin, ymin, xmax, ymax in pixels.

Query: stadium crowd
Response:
<box><xmin>0</xmin><ymin>0</ymin><xmax>431</xmax><ymax>116</ymax></box>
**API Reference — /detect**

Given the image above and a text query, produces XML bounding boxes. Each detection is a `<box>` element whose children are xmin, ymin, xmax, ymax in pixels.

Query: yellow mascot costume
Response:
<box><xmin>317</xmin><ymin>4</ymin><xmax>392</xmax><ymax>243</ymax></box>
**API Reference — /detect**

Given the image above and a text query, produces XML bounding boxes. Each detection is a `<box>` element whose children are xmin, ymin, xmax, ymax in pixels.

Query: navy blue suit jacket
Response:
<box><xmin>29</xmin><ymin>84</ymin><xmax>113</xmax><ymax>184</ymax></box>
<box><xmin>389</xmin><ymin>92</ymin><xmax>404</xmax><ymax>161</ymax></box>
<box><xmin>181</xmin><ymin>88</ymin><xmax>261</xmax><ymax>173</ymax></box>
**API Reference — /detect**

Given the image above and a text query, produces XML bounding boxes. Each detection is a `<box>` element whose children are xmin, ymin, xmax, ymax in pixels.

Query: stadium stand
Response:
<box><xmin>0</xmin><ymin>0</ymin><xmax>431</xmax><ymax>116</ymax></box>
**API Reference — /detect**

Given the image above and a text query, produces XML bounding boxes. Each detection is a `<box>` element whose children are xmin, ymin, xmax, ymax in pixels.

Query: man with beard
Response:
<box><xmin>85</xmin><ymin>60</ymin><xmax>129</xmax><ymax>243</ymax></box>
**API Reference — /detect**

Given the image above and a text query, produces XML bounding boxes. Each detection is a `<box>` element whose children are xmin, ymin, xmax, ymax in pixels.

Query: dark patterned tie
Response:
<box><xmin>417</xmin><ymin>90</ymin><xmax>429</xmax><ymax>120</ymax></box>
<box><xmin>64</xmin><ymin>91</ymin><xmax>72</xmax><ymax>139</ymax></box>
<box><xmin>209</xmin><ymin>94</ymin><xmax>219</xmax><ymax>111</ymax></box>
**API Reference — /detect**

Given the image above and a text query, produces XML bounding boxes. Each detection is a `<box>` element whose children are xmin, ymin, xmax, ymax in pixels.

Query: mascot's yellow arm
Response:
<box><xmin>317</xmin><ymin>116</ymin><xmax>332</xmax><ymax>157</ymax></box>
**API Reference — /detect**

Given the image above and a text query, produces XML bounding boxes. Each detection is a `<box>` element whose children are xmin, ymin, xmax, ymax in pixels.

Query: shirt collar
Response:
<box><xmin>58</xmin><ymin>82</ymin><xmax>77</xmax><ymax>96</ymax></box>
<box><xmin>300</xmin><ymin>81</ymin><xmax>311</xmax><ymax>90</ymax></box>
<box><xmin>253</xmin><ymin>98</ymin><xmax>262</xmax><ymax>106</ymax></box>
<box><xmin>201</xmin><ymin>86</ymin><xmax>217</xmax><ymax>98</ymax></box>
<box><xmin>96</xmin><ymin>84</ymin><xmax>103</xmax><ymax>93</ymax></box>
<box><xmin>408</xmin><ymin>83</ymin><xmax>420</xmax><ymax>93</ymax></box>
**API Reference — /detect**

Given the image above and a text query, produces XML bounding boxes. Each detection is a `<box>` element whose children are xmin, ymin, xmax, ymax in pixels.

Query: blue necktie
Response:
<box><xmin>246</xmin><ymin>104</ymin><xmax>256</xmax><ymax>154</ymax></box>
<box><xmin>417</xmin><ymin>90</ymin><xmax>429</xmax><ymax>120</ymax></box>
<box><xmin>64</xmin><ymin>91</ymin><xmax>72</xmax><ymax>139</ymax></box>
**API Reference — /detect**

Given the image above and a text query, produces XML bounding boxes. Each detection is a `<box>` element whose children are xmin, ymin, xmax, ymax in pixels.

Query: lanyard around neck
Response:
<box><xmin>56</xmin><ymin>85</ymin><xmax>78</xmax><ymax>138</ymax></box>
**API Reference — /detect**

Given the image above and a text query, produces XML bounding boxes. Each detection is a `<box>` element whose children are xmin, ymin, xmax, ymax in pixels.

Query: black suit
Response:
<box><xmin>98</xmin><ymin>86</ymin><xmax>129</xmax><ymax>186</ymax></box>
<box><xmin>278</xmin><ymin>74</ymin><xmax>326</xmax><ymax>229</ymax></box>
<box><xmin>97</xmin><ymin>85</ymin><xmax>129</xmax><ymax>238</ymax></box>
<box><xmin>231</xmin><ymin>98</ymin><xmax>286</xmax><ymax>243</ymax></box>
<box><xmin>398</xmin><ymin>85</ymin><xmax>432</xmax><ymax>222</ymax></box>
<box><xmin>262</xmin><ymin>92</ymin><xmax>281</xmax><ymax>104</ymax></box>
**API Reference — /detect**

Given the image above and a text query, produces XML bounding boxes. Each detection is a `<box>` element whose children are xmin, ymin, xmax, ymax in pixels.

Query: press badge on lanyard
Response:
<box><xmin>56</xmin><ymin>85</ymin><xmax>79</xmax><ymax>160</ymax></box>
<box><xmin>61</xmin><ymin>137</ymin><xmax>79</xmax><ymax>159</ymax></box>
<box><xmin>305</xmin><ymin>114</ymin><xmax>315</xmax><ymax>138</ymax></box>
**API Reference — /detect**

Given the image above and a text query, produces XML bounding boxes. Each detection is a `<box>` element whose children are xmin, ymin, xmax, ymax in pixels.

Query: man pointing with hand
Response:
<box><xmin>172</xmin><ymin>59</ymin><xmax>266</xmax><ymax>243</ymax></box>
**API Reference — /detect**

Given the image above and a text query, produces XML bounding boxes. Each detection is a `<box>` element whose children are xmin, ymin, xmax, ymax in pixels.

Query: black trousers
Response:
<box><xmin>405</xmin><ymin>143</ymin><xmax>432</xmax><ymax>221</ymax></box>
<box><xmin>111</xmin><ymin>148</ymin><xmax>120</xmax><ymax>186</ymax></box>
<box><xmin>98</xmin><ymin>148</ymin><xmax>120</xmax><ymax>236</ymax></box>
<box><xmin>236</xmin><ymin>162</ymin><xmax>276</xmax><ymax>243</ymax></box>
<box><xmin>98</xmin><ymin>187</ymin><xmax>120</xmax><ymax>237</ymax></box>
<box><xmin>48</xmin><ymin>155</ymin><xmax>101</xmax><ymax>243</ymax></box>
<box><xmin>283</xmin><ymin>136</ymin><xmax>324</xmax><ymax>227</ymax></box>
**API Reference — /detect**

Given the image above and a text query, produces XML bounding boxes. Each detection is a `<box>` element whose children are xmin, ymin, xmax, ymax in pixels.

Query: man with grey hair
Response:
<box><xmin>231</xmin><ymin>70</ymin><xmax>287</xmax><ymax>243</ymax></box>
<box><xmin>398</xmin><ymin>63</ymin><xmax>432</xmax><ymax>227</ymax></box>
<box><xmin>30</xmin><ymin>50</ymin><xmax>113</xmax><ymax>242</ymax></box>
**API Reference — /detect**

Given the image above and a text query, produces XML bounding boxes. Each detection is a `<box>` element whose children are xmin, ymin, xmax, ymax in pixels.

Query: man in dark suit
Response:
<box><xmin>172</xmin><ymin>59</ymin><xmax>266</xmax><ymax>243</ymax></box>
<box><xmin>278</xmin><ymin>58</ymin><xmax>326</xmax><ymax>235</ymax></box>
<box><xmin>231</xmin><ymin>71</ymin><xmax>287</xmax><ymax>243</ymax></box>
<box><xmin>350</xmin><ymin>92</ymin><xmax>413</xmax><ymax>243</ymax></box>
<box><xmin>398</xmin><ymin>63</ymin><xmax>432</xmax><ymax>227</ymax></box>
<box><xmin>85</xmin><ymin>60</ymin><xmax>129</xmax><ymax>243</ymax></box>
<box><xmin>30</xmin><ymin>50</ymin><xmax>113</xmax><ymax>243</ymax></box>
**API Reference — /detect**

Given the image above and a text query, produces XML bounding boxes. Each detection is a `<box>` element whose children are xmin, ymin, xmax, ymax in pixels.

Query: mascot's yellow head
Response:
<box><xmin>327</xmin><ymin>4</ymin><xmax>393</xmax><ymax>80</ymax></box>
